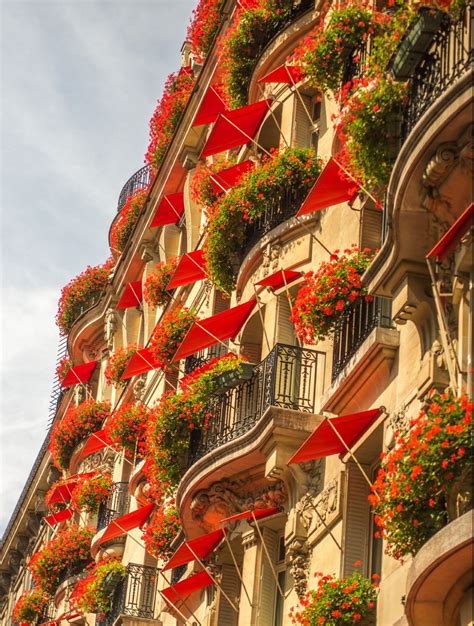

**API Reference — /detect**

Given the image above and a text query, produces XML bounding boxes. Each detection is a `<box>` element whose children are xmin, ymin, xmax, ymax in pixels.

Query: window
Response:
<box><xmin>273</xmin><ymin>535</ymin><xmax>286</xmax><ymax>626</ymax></box>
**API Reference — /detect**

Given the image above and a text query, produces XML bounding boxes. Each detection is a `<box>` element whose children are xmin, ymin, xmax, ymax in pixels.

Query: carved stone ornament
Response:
<box><xmin>191</xmin><ymin>479</ymin><xmax>287</xmax><ymax>532</ymax></box>
<box><xmin>298</xmin><ymin>458</ymin><xmax>324</xmax><ymax>499</ymax></box>
<box><xmin>287</xmin><ymin>537</ymin><xmax>310</xmax><ymax>598</ymax></box>
<box><xmin>296</xmin><ymin>477</ymin><xmax>341</xmax><ymax>539</ymax></box>
<box><xmin>385</xmin><ymin>404</ymin><xmax>410</xmax><ymax>448</ymax></box>
<box><xmin>104</xmin><ymin>308</ymin><xmax>117</xmax><ymax>350</ymax></box>
<box><xmin>74</xmin><ymin>383</ymin><xmax>87</xmax><ymax>406</ymax></box>
<box><xmin>132</xmin><ymin>374</ymin><xmax>147</xmax><ymax>401</ymax></box>
<box><xmin>78</xmin><ymin>450</ymin><xmax>112</xmax><ymax>475</ymax></box>
<box><xmin>423</xmin><ymin>125</ymin><xmax>474</xmax><ymax>224</ymax></box>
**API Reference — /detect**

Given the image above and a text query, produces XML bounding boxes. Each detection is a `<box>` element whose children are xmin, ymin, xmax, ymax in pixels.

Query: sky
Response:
<box><xmin>0</xmin><ymin>0</ymin><xmax>196</xmax><ymax>536</ymax></box>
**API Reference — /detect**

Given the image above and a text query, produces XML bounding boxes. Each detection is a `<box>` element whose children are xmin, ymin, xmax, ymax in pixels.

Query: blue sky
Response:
<box><xmin>0</xmin><ymin>0</ymin><xmax>195</xmax><ymax>535</ymax></box>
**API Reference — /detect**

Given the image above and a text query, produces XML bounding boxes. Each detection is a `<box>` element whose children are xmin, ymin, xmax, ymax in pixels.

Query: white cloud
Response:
<box><xmin>0</xmin><ymin>0</ymin><xmax>196</xmax><ymax>535</ymax></box>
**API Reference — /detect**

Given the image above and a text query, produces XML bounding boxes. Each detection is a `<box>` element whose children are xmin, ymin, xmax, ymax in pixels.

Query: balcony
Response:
<box><xmin>97</xmin><ymin>563</ymin><xmax>158</xmax><ymax>626</ymax></box>
<box><xmin>402</xmin><ymin>2</ymin><xmax>473</xmax><ymax>139</ymax></box>
<box><xmin>116</xmin><ymin>165</ymin><xmax>151</xmax><ymax>213</ymax></box>
<box><xmin>183</xmin><ymin>342</ymin><xmax>229</xmax><ymax>375</ymax></box>
<box><xmin>321</xmin><ymin>298</ymin><xmax>399</xmax><ymax>414</ymax></box>
<box><xmin>240</xmin><ymin>185</ymin><xmax>308</xmax><ymax>261</ymax></box>
<box><xmin>332</xmin><ymin>297</ymin><xmax>393</xmax><ymax>381</ymax></box>
<box><xmin>97</xmin><ymin>482</ymin><xmax>130</xmax><ymax>532</ymax></box>
<box><xmin>188</xmin><ymin>343</ymin><xmax>324</xmax><ymax>465</ymax></box>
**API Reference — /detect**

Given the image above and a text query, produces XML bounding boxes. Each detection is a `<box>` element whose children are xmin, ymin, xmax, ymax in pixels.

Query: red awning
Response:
<box><xmin>256</xmin><ymin>269</ymin><xmax>302</xmax><ymax>291</ymax></box>
<box><xmin>296</xmin><ymin>158</ymin><xmax>360</xmax><ymax>217</ymax></box>
<box><xmin>44</xmin><ymin>508</ymin><xmax>74</xmax><ymax>526</ymax></box>
<box><xmin>117</xmin><ymin>281</ymin><xmax>143</xmax><ymax>309</ymax></box>
<box><xmin>220</xmin><ymin>507</ymin><xmax>280</xmax><ymax>524</ymax></box>
<box><xmin>426</xmin><ymin>203</ymin><xmax>473</xmax><ymax>261</ymax></box>
<box><xmin>160</xmin><ymin>571</ymin><xmax>214</xmax><ymax>606</ymax></box>
<box><xmin>258</xmin><ymin>65</ymin><xmax>304</xmax><ymax>84</ymax></box>
<box><xmin>162</xmin><ymin>529</ymin><xmax>226</xmax><ymax>572</ymax></box>
<box><xmin>78</xmin><ymin>429</ymin><xmax>112</xmax><ymax>459</ymax></box>
<box><xmin>47</xmin><ymin>472</ymin><xmax>96</xmax><ymax>505</ymax></box>
<box><xmin>288</xmin><ymin>408</ymin><xmax>382</xmax><ymax>465</ymax></box>
<box><xmin>98</xmin><ymin>503</ymin><xmax>154</xmax><ymax>545</ymax></box>
<box><xmin>201</xmin><ymin>100</ymin><xmax>272</xmax><ymax>158</ymax></box>
<box><xmin>151</xmin><ymin>193</ymin><xmax>185</xmax><ymax>228</ymax></box>
<box><xmin>167</xmin><ymin>250</ymin><xmax>207</xmax><ymax>289</ymax></box>
<box><xmin>192</xmin><ymin>84</ymin><xmax>227</xmax><ymax>127</ymax></box>
<box><xmin>60</xmin><ymin>361</ymin><xmax>98</xmax><ymax>388</ymax></box>
<box><xmin>209</xmin><ymin>160</ymin><xmax>254</xmax><ymax>195</ymax></box>
<box><xmin>172</xmin><ymin>298</ymin><xmax>256</xmax><ymax>362</ymax></box>
<box><xmin>121</xmin><ymin>348</ymin><xmax>160</xmax><ymax>380</ymax></box>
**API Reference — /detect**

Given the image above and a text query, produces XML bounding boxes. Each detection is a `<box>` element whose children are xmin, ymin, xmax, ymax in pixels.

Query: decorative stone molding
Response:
<box><xmin>104</xmin><ymin>308</ymin><xmax>117</xmax><ymax>350</ymax></box>
<box><xmin>74</xmin><ymin>383</ymin><xmax>87</xmax><ymax>405</ymax></box>
<box><xmin>25</xmin><ymin>512</ymin><xmax>41</xmax><ymax>536</ymax></box>
<box><xmin>139</xmin><ymin>241</ymin><xmax>156</xmax><ymax>263</ymax></box>
<box><xmin>47</xmin><ymin>466</ymin><xmax>61</xmax><ymax>486</ymax></box>
<box><xmin>296</xmin><ymin>474</ymin><xmax>344</xmax><ymax>545</ymax></box>
<box><xmin>0</xmin><ymin>572</ymin><xmax>11</xmax><ymax>595</ymax></box>
<box><xmin>13</xmin><ymin>535</ymin><xmax>30</xmax><ymax>557</ymax></box>
<box><xmin>385</xmin><ymin>404</ymin><xmax>410</xmax><ymax>448</ymax></box>
<box><xmin>286</xmin><ymin>536</ymin><xmax>310</xmax><ymax>598</ymax></box>
<box><xmin>423</xmin><ymin>125</ymin><xmax>474</xmax><ymax>225</ymax></box>
<box><xmin>191</xmin><ymin>479</ymin><xmax>287</xmax><ymax>532</ymax></box>
<box><xmin>132</xmin><ymin>374</ymin><xmax>147</xmax><ymax>401</ymax></box>
<box><xmin>242</xmin><ymin>529</ymin><xmax>258</xmax><ymax>551</ymax></box>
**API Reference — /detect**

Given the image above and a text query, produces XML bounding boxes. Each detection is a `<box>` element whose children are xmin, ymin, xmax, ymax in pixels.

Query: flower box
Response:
<box><xmin>390</xmin><ymin>8</ymin><xmax>445</xmax><ymax>80</ymax></box>
<box><xmin>214</xmin><ymin>362</ymin><xmax>254</xmax><ymax>393</ymax></box>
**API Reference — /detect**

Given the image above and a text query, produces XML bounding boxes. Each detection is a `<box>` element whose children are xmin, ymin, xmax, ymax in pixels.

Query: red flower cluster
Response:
<box><xmin>12</xmin><ymin>589</ymin><xmax>49</xmax><ymax>625</ymax></box>
<box><xmin>49</xmin><ymin>399</ymin><xmax>111</xmax><ymax>471</ymax></box>
<box><xmin>105</xmin><ymin>345</ymin><xmax>139</xmax><ymax>388</ymax></box>
<box><xmin>56</xmin><ymin>258</ymin><xmax>114</xmax><ymax>336</ymax></box>
<box><xmin>45</xmin><ymin>475</ymin><xmax>79</xmax><ymax>511</ymax></box>
<box><xmin>370</xmin><ymin>392</ymin><xmax>473</xmax><ymax>559</ymax></box>
<box><xmin>291</xmin><ymin>246</ymin><xmax>374</xmax><ymax>344</ymax></box>
<box><xmin>28</xmin><ymin>525</ymin><xmax>94</xmax><ymax>595</ymax></box>
<box><xmin>143</xmin><ymin>502</ymin><xmax>181</xmax><ymax>561</ymax></box>
<box><xmin>143</xmin><ymin>258</ymin><xmax>178</xmax><ymax>308</ymax></box>
<box><xmin>105</xmin><ymin>402</ymin><xmax>152</xmax><ymax>458</ymax></box>
<box><xmin>289</xmin><ymin>570</ymin><xmax>378</xmax><ymax>625</ymax></box>
<box><xmin>71</xmin><ymin>473</ymin><xmax>113</xmax><ymax>514</ymax></box>
<box><xmin>70</xmin><ymin>558</ymin><xmax>126</xmax><ymax>616</ymax></box>
<box><xmin>145</xmin><ymin>69</ymin><xmax>195</xmax><ymax>173</ymax></box>
<box><xmin>110</xmin><ymin>188</ymin><xmax>149</xmax><ymax>256</ymax></box>
<box><xmin>56</xmin><ymin>355</ymin><xmax>72</xmax><ymax>381</ymax></box>
<box><xmin>190</xmin><ymin>154</ymin><xmax>236</xmax><ymax>208</ymax></box>
<box><xmin>149</xmin><ymin>305</ymin><xmax>197</xmax><ymax>368</ymax></box>
<box><xmin>187</xmin><ymin>0</ymin><xmax>224</xmax><ymax>61</ymax></box>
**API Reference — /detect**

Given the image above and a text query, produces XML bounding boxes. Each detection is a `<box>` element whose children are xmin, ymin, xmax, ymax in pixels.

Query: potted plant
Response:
<box><xmin>28</xmin><ymin>525</ymin><xmax>94</xmax><ymax>595</ymax></box>
<box><xmin>145</xmin><ymin>69</ymin><xmax>195</xmax><ymax>173</ymax></box>
<box><xmin>56</xmin><ymin>258</ymin><xmax>114</xmax><ymax>336</ymax></box>
<box><xmin>204</xmin><ymin>147</ymin><xmax>321</xmax><ymax>294</ymax></box>
<box><xmin>105</xmin><ymin>345</ymin><xmax>139</xmax><ymax>388</ymax></box>
<box><xmin>12</xmin><ymin>590</ymin><xmax>50</xmax><ymax>625</ymax></box>
<box><xmin>71</xmin><ymin>473</ymin><xmax>113</xmax><ymax>514</ymax></box>
<box><xmin>49</xmin><ymin>399</ymin><xmax>111</xmax><ymax>470</ymax></box>
<box><xmin>109</xmin><ymin>188</ymin><xmax>148</xmax><ymax>256</ymax></box>
<box><xmin>70</xmin><ymin>559</ymin><xmax>126</xmax><ymax>615</ymax></box>
<box><xmin>370</xmin><ymin>392</ymin><xmax>473</xmax><ymax>560</ymax></box>
<box><xmin>390</xmin><ymin>7</ymin><xmax>445</xmax><ymax>80</ymax></box>
<box><xmin>143</xmin><ymin>258</ymin><xmax>178</xmax><ymax>308</ymax></box>
<box><xmin>142</xmin><ymin>502</ymin><xmax>181</xmax><ymax>561</ymax></box>
<box><xmin>291</xmin><ymin>246</ymin><xmax>374</xmax><ymax>344</ymax></box>
<box><xmin>104</xmin><ymin>402</ymin><xmax>152</xmax><ymax>458</ymax></box>
<box><xmin>289</xmin><ymin>568</ymin><xmax>379</xmax><ymax>625</ymax></box>
<box><xmin>149</xmin><ymin>306</ymin><xmax>197</xmax><ymax>367</ymax></box>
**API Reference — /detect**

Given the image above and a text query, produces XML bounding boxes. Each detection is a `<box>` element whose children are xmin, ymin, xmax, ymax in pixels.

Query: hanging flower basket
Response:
<box><xmin>149</xmin><ymin>306</ymin><xmax>197</xmax><ymax>368</ymax></box>
<box><xmin>289</xmin><ymin>569</ymin><xmax>379</xmax><ymax>625</ymax></box>
<box><xmin>28</xmin><ymin>525</ymin><xmax>94</xmax><ymax>595</ymax></box>
<box><xmin>370</xmin><ymin>392</ymin><xmax>473</xmax><ymax>560</ymax></box>
<box><xmin>105</xmin><ymin>345</ymin><xmax>139</xmax><ymax>388</ymax></box>
<box><xmin>390</xmin><ymin>8</ymin><xmax>445</xmax><ymax>80</ymax></box>
<box><xmin>70</xmin><ymin>559</ymin><xmax>126</xmax><ymax>615</ymax></box>
<box><xmin>143</xmin><ymin>258</ymin><xmax>178</xmax><ymax>308</ymax></box>
<box><xmin>104</xmin><ymin>402</ymin><xmax>152</xmax><ymax>458</ymax></box>
<box><xmin>110</xmin><ymin>188</ymin><xmax>148</xmax><ymax>257</ymax></box>
<box><xmin>142</xmin><ymin>503</ymin><xmax>181</xmax><ymax>561</ymax></box>
<box><xmin>71</xmin><ymin>473</ymin><xmax>113</xmax><ymax>514</ymax></box>
<box><xmin>12</xmin><ymin>589</ymin><xmax>49</xmax><ymax>625</ymax></box>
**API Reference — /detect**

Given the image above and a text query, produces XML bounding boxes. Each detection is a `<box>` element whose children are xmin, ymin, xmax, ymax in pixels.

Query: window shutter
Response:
<box><xmin>360</xmin><ymin>206</ymin><xmax>383</xmax><ymax>252</ymax></box>
<box><xmin>213</xmin><ymin>290</ymin><xmax>230</xmax><ymax>315</ymax></box>
<box><xmin>276</xmin><ymin>295</ymin><xmax>297</xmax><ymax>346</ymax></box>
<box><xmin>216</xmin><ymin>563</ymin><xmax>239</xmax><ymax>626</ymax></box>
<box><xmin>258</xmin><ymin>528</ymin><xmax>279</xmax><ymax>625</ymax></box>
<box><xmin>342</xmin><ymin>462</ymin><xmax>371</xmax><ymax>577</ymax></box>
<box><xmin>292</xmin><ymin>94</ymin><xmax>312</xmax><ymax>148</ymax></box>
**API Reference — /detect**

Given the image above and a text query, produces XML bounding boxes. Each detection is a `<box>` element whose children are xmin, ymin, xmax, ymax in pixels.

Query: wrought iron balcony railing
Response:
<box><xmin>116</xmin><ymin>165</ymin><xmax>151</xmax><ymax>213</ymax></box>
<box><xmin>241</xmin><ymin>186</ymin><xmax>308</xmax><ymax>260</ymax></box>
<box><xmin>183</xmin><ymin>342</ymin><xmax>229</xmax><ymax>374</ymax></box>
<box><xmin>188</xmin><ymin>343</ymin><xmax>325</xmax><ymax>465</ymax></box>
<box><xmin>97</xmin><ymin>563</ymin><xmax>157</xmax><ymax>626</ymax></box>
<box><xmin>403</xmin><ymin>2</ymin><xmax>473</xmax><ymax>138</ymax></box>
<box><xmin>332</xmin><ymin>296</ymin><xmax>393</xmax><ymax>381</ymax></box>
<box><xmin>97</xmin><ymin>482</ymin><xmax>130</xmax><ymax>532</ymax></box>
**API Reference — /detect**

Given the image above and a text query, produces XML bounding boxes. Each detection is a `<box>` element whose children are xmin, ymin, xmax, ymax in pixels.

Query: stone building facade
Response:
<box><xmin>1</xmin><ymin>1</ymin><xmax>472</xmax><ymax>626</ymax></box>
